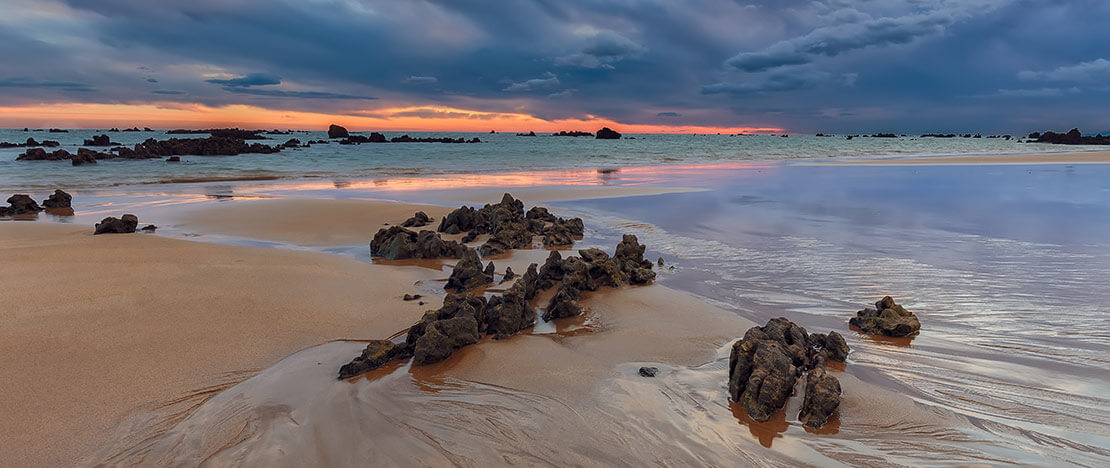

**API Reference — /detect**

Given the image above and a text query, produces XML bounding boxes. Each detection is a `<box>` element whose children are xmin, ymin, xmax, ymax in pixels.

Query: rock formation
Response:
<box><xmin>444</xmin><ymin>249</ymin><xmax>494</xmax><ymax>291</ymax></box>
<box><xmin>328</xmin><ymin>124</ymin><xmax>350</xmax><ymax>139</ymax></box>
<box><xmin>1030</xmin><ymin>128</ymin><xmax>1110</xmax><ymax>145</ymax></box>
<box><xmin>94</xmin><ymin>214</ymin><xmax>139</xmax><ymax>234</ymax></box>
<box><xmin>849</xmin><ymin>296</ymin><xmax>921</xmax><ymax>337</ymax></box>
<box><xmin>437</xmin><ymin>193</ymin><xmax>584</xmax><ymax>255</ymax></box>
<box><xmin>41</xmin><ymin>189</ymin><xmax>72</xmax><ymax>209</ymax></box>
<box><xmin>596</xmin><ymin>127</ymin><xmax>622</xmax><ymax>139</ymax></box>
<box><xmin>369</xmin><ymin>226</ymin><xmax>467</xmax><ymax>260</ymax></box>
<box><xmin>400</xmin><ymin>211</ymin><xmax>433</xmax><ymax>228</ymax></box>
<box><xmin>728</xmin><ymin>318</ymin><xmax>848</xmax><ymax>428</ymax></box>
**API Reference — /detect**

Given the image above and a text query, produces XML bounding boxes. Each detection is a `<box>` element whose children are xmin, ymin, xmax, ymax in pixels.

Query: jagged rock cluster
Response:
<box><xmin>0</xmin><ymin>190</ymin><xmax>72</xmax><ymax>216</ymax></box>
<box><xmin>339</xmin><ymin>235</ymin><xmax>656</xmax><ymax>379</ymax></box>
<box><xmin>728</xmin><ymin>318</ymin><xmax>849</xmax><ymax>429</ymax></box>
<box><xmin>438</xmin><ymin>193</ymin><xmax>585</xmax><ymax>255</ymax></box>
<box><xmin>325</xmin><ymin>124</ymin><xmax>480</xmax><ymax>144</ymax></box>
<box><xmin>0</xmin><ymin>137</ymin><xmax>61</xmax><ymax>148</ymax></box>
<box><xmin>370</xmin><ymin>226</ymin><xmax>467</xmax><ymax>260</ymax></box>
<box><xmin>83</xmin><ymin>134</ymin><xmax>119</xmax><ymax>146</ymax></box>
<box><xmin>850</xmin><ymin>296</ymin><xmax>921</xmax><ymax>337</ymax></box>
<box><xmin>1029</xmin><ymin>128</ymin><xmax>1110</xmax><ymax>145</ymax></box>
<box><xmin>16</xmin><ymin>136</ymin><xmax>284</xmax><ymax>163</ymax></box>
<box><xmin>166</xmin><ymin>128</ymin><xmax>267</xmax><ymax>139</ymax></box>
<box><xmin>400</xmin><ymin>211</ymin><xmax>433</xmax><ymax>228</ymax></box>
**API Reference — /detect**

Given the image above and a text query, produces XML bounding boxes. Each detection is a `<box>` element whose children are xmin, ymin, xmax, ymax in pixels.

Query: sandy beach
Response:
<box><xmin>0</xmin><ymin>208</ymin><xmax>447</xmax><ymax>466</ymax></box>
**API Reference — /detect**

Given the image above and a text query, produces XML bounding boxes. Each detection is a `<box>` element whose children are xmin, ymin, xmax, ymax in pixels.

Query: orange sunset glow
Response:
<box><xmin>0</xmin><ymin>102</ymin><xmax>784</xmax><ymax>134</ymax></box>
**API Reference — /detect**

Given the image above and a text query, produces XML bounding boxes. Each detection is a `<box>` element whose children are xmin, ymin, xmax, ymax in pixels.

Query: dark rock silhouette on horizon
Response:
<box><xmin>1030</xmin><ymin>128</ymin><xmax>1110</xmax><ymax>145</ymax></box>
<box><xmin>596</xmin><ymin>127</ymin><xmax>622</xmax><ymax>139</ymax></box>
<box><xmin>327</xmin><ymin>124</ymin><xmax>349</xmax><ymax>139</ymax></box>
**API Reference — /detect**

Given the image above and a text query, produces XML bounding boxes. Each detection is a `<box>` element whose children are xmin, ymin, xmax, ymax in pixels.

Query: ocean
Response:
<box><xmin>2</xmin><ymin>128</ymin><xmax>1106</xmax><ymax>192</ymax></box>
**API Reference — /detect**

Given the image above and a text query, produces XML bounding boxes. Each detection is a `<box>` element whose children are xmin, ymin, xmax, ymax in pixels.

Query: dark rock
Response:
<box><xmin>166</xmin><ymin>156</ymin><xmax>180</xmax><ymax>162</ymax></box>
<box><xmin>516</xmin><ymin>131</ymin><xmax>537</xmax><ymax>136</ymax></box>
<box><xmin>94</xmin><ymin>214</ymin><xmax>139</xmax><ymax>234</ymax></box>
<box><xmin>412</xmin><ymin>315</ymin><xmax>480</xmax><ymax>365</ymax></box>
<box><xmin>166</xmin><ymin>128</ymin><xmax>266</xmax><ymax>139</ymax></box>
<box><xmin>638</xmin><ymin>366</ymin><xmax>659</xmax><ymax>377</ymax></box>
<box><xmin>370</xmin><ymin>226</ymin><xmax>466</xmax><ymax>260</ymax></box>
<box><xmin>537</xmin><ymin>250</ymin><xmax>565</xmax><ymax>289</ymax></box>
<box><xmin>614</xmin><ymin>234</ymin><xmax>656</xmax><ymax>284</ymax></box>
<box><xmin>849</xmin><ymin>296</ymin><xmax>921</xmax><ymax>337</ymax></box>
<box><xmin>728</xmin><ymin>329</ymin><xmax>797</xmax><ymax>422</ymax></box>
<box><xmin>369</xmin><ymin>132</ymin><xmax>387</xmax><ymax>143</ymax></box>
<box><xmin>526</xmin><ymin>206</ymin><xmax>556</xmax><ymax>222</ymax></box>
<box><xmin>808</xmin><ymin>331</ymin><xmax>850</xmax><ymax>362</ymax></box>
<box><xmin>501</xmin><ymin>266</ymin><xmax>515</xmax><ymax>282</ymax></box>
<box><xmin>1030</xmin><ymin>128</ymin><xmax>1110</xmax><ymax>145</ymax></box>
<box><xmin>281</xmin><ymin>138</ymin><xmax>301</xmax><ymax>148</ymax></box>
<box><xmin>42</xmin><ymin>190</ymin><xmax>72</xmax><ymax>209</ymax></box>
<box><xmin>402</xmin><ymin>294</ymin><xmax>422</xmax><ymax>301</ymax></box>
<box><xmin>798</xmin><ymin>366</ymin><xmax>841</xmax><ymax>429</ymax></box>
<box><xmin>83</xmin><ymin>134</ymin><xmax>119</xmax><ymax>146</ymax></box>
<box><xmin>445</xmin><ymin>249</ymin><xmax>494</xmax><ymax>291</ymax></box>
<box><xmin>596</xmin><ymin>127</ymin><xmax>622</xmax><ymax>139</ymax></box>
<box><xmin>543</xmin><ymin>284</ymin><xmax>583</xmax><ymax>321</ymax></box>
<box><xmin>400</xmin><ymin>211</ymin><xmax>433</xmax><ymax>228</ymax></box>
<box><xmin>337</xmin><ymin>340</ymin><xmax>399</xmax><ymax>379</ymax></box>
<box><xmin>16</xmin><ymin>148</ymin><xmax>48</xmax><ymax>160</ymax></box>
<box><xmin>460</xmin><ymin>230</ymin><xmax>479</xmax><ymax>243</ymax></box>
<box><xmin>71</xmin><ymin>149</ymin><xmax>97</xmax><ymax>166</ymax></box>
<box><xmin>140</xmin><ymin>224</ymin><xmax>157</xmax><ymax>232</ymax></box>
<box><xmin>7</xmin><ymin>194</ymin><xmax>43</xmax><ymax>214</ymax></box>
<box><xmin>553</xmin><ymin>131</ymin><xmax>593</xmax><ymax>137</ymax></box>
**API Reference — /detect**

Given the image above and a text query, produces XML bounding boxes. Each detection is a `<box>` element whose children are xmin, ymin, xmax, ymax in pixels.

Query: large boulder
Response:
<box><xmin>94</xmin><ymin>214</ymin><xmax>139</xmax><ymax>234</ymax></box>
<box><xmin>729</xmin><ymin>336</ymin><xmax>797</xmax><ymax>422</ymax></box>
<box><xmin>798</xmin><ymin>366</ymin><xmax>841</xmax><ymax>429</ymax></box>
<box><xmin>445</xmin><ymin>249</ymin><xmax>494</xmax><ymax>291</ymax></box>
<box><xmin>337</xmin><ymin>340</ymin><xmax>399</xmax><ymax>379</ymax></box>
<box><xmin>327</xmin><ymin>124</ymin><xmax>349</xmax><ymax>139</ymax></box>
<box><xmin>370</xmin><ymin>226</ymin><xmax>466</xmax><ymax>260</ymax></box>
<box><xmin>42</xmin><ymin>190</ymin><xmax>72</xmax><ymax>209</ymax></box>
<box><xmin>6</xmin><ymin>194</ymin><xmax>43</xmax><ymax>214</ymax></box>
<box><xmin>807</xmin><ymin>331</ymin><xmax>850</xmax><ymax>362</ymax></box>
<box><xmin>596</xmin><ymin>127</ymin><xmax>622</xmax><ymax>139</ymax></box>
<box><xmin>849</xmin><ymin>296</ymin><xmax>921</xmax><ymax>337</ymax></box>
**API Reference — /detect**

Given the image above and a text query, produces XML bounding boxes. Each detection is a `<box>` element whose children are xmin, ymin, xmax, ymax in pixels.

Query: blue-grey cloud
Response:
<box><xmin>205</xmin><ymin>73</ymin><xmax>282</xmax><ymax>87</ymax></box>
<box><xmin>0</xmin><ymin>77</ymin><xmax>96</xmax><ymax>92</ymax></box>
<box><xmin>222</xmin><ymin>87</ymin><xmax>375</xmax><ymax>100</ymax></box>
<box><xmin>657</xmin><ymin>112</ymin><xmax>681</xmax><ymax>117</ymax></box>
<box><xmin>1019</xmin><ymin>58</ymin><xmax>1110</xmax><ymax>83</ymax></box>
<box><xmin>152</xmin><ymin>89</ymin><xmax>187</xmax><ymax>95</ymax></box>
<box><xmin>503</xmin><ymin>72</ymin><xmax>560</xmax><ymax>92</ymax></box>
<box><xmin>403</xmin><ymin>75</ymin><xmax>438</xmax><ymax>85</ymax></box>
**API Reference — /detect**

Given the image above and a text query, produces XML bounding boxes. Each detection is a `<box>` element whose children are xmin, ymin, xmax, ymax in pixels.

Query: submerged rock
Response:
<box><xmin>370</xmin><ymin>226</ymin><xmax>466</xmax><ymax>260</ymax></box>
<box><xmin>849</xmin><ymin>296</ymin><xmax>921</xmax><ymax>337</ymax></box>
<box><xmin>94</xmin><ymin>214</ymin><xmax>139</xmax><ymax>234</ymax></box>
<box><xmin>140</xmin><ymin>224</ymin><xmax>158</xmax><ymax>232</ymax></box>
<box><xmin>72</xmin><ymin>149</ymin><xmax>98</xmax><ymax>166</ymax></box>
<box><xmin>799</xmin><ymin>366</ymin><xmax>841</xmax><ymax>429</ymax></box>
<box><xmin>337</xmin><ymin>340</ymin><xmax>398</xmax><ymax>379</ymax></box>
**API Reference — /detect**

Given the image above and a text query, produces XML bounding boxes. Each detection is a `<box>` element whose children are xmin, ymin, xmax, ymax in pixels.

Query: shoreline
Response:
<box><xmin>798</xmin><ymin>149</ymin><xmax>1110</xmax><ymax>166</ymax></box>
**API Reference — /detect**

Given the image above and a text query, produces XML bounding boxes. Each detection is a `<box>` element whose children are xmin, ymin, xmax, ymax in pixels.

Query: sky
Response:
<box><xmin>0</xmin><ymin>0</ymin><xmax>1108</xmax><ymax>133</ymax></box>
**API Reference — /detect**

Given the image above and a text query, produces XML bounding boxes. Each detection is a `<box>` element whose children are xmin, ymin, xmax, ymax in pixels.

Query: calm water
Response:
<box><xmin>4</xmin><ymin>131</ymin><xmax>1109</xmax><ymax>465</ymax></box>
<box><xmin>1</xmin><ymin>128</ymin><xmax>1106</xmax><ymax>192</ymax></box>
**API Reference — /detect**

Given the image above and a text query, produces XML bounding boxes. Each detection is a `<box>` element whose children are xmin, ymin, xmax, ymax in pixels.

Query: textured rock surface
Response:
<box><xmin>799</xmin><ymin>366</ymin><xmax>842</xmax><ymax>429</ymax></box>
<box><xmin>94</xmin><ymin>214</ymin><xmax>139</xmax><ymax>234</ymax></box>
<box><xmin>370</xmin><ymin>226</ymin><xmax>467</xmax><ymax>260</ymax></box>
<box><xmin>849</xmin><ymin>296</ymin><xmax>921</xmax><ymax>337</ymax></box>
<box><xmin>337</xmin><ymin>340</ymin><xmax>398</xmax><ymax>378</ymax></box>
<box><xmin>445</xmin><ymin>249</ymin><xmax>494</xmax><ymax>291</ymax></box>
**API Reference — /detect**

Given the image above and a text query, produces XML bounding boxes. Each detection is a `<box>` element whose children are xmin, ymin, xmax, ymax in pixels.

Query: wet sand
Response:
<box><xmin>804</xmin><ymin>150</ymin><xmax>1110</xmax><ymax>165</ymax></box>
<box><xmin>0</xmin><ymin>220</ymin><xmax>445</xmax><ymax>467</ymax></box>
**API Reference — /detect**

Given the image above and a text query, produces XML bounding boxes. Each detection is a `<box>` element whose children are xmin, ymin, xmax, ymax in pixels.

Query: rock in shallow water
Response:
<box><xmin>444</xmin><ymin>249</ymin><xmax>493</xmax><ymax>291</ymax></box>
<box><xmin>370</xmin><ymin>226</ymin><xmax>466</xmax><ymax>260</ymax></box>
<box><xmin>337</xmin><ymin>340</ymin><xmax>398</xmax><ymax>379</ymax></box>
<box><xmin>799</xmin><ymin>366</ymin><xmax>841</xmax><ymax>429</ymax></box>
<box><xmin>849</xmin><ymin>296</ymin><xmax>920</xmax><ymax>337</ymax></box>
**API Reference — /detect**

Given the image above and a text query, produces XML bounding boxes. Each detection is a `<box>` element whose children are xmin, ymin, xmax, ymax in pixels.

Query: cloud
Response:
<box><xmin>503</xmin><ymin>72</ymin><xmax>560</xmax><ymax>92</ymax></box>
<box><xmin>152</xmin><ymin>89</ymin><xmax>187</xmax><ymax>95</ymax></box>
<box><xmin>1018</xmin><ymin>58</ymin><xmax>1110</xmax><ymax>83</ymax></box>
<box><xmin>703</xmin><ymin>66</ymin><xmax>853</xmax><ymax>95</ymax></box>
<box><xmin>204</xmin><ymin>72</ymin><xmax>282</xmax><ymax>87</ymax></box>
<box><xmin>977</xmin><ymin>87</ymin><xmax>1081</xmax><ymax>98</ymax></box>
<box><xmin>556</xmin><ymin>31</ymin><xmax>646</xmax><ymax>69</ymax></box>
<box><xmin>0</xmin><ymin>77</ymin><xmax>96</xmax><ymax>92</ymax></box>
<box><xmin>726</xmin><ymin>10</ymin><xmax>958</xmax><ymax>72</ymax></box>
<box><xmin>656</xmin><ymin>112</ymin><xmax>681</xmax><ymax>117</ymax></box>
<box><xmin>548</xmin><ymin>89</ymin><xmax>577</xmax><ymax>99</ymax></box>
<box><xmin>403</xmin><ymin>75</ymin><xmax>438</xmax><ymax>84</ymax></box>
<box><xmin>221</xmin><ymin>87</ymin><xmax>375</xmax><ymax>100</ymax></box>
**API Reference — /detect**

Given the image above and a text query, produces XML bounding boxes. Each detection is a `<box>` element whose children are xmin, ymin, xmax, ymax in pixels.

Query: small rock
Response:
<box><xmin>501</xmin><ymin>266</ymin><xmax>516</xmax><ymax>283</ymax></box>
<box><xmin>140</xmin><ymin>224</ymin><xmax>157</xmax><ymax>232</ymax></box>
<box><xmin>41</xmin><ymin>190</ymin><xmax>72</xmax><ymax>209</ymax></box>
<box><xmin>337</xmin><ymin>340</ymin><xmax>398</xmax><ymax>379</ymax></box>
<box><xmin>403</xmin><ymin>294</ymin><xmax>422</xmax><ymax>301</ymax></box>
<box><xmin>166</xmin><ymin>156</ymin><xmax>181</xmax><ymax>162</ymax></box>
<box><xmin>849</xmin><ymin>296</ymin><xmax>921</xmax><ymax>337</ymax></box>
<box><xmin>94</xmin><ymin>214</ymin><xmax>139</xmax><ymax>234</ymax></box>
<box><xmin>638</xmin><ymin>366</ymin><xmax>659</xmax><ymax>377</ymax></box>
<box><xmin>401</xmin><ymin>211</ymin><xmax>433</xmax><ymax>228</ymax></box>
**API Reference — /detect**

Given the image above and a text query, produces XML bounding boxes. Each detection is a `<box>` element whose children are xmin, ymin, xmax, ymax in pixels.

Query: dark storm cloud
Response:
<box><xmin>656</xmin><ymin>112</ymin><xmax>681</xmax><ymax>117</ymax></box>
<box><xmin>2</xmin><ymin>0</ymin><xmax>1107</xmax><ymax>131</ymax></box>
<box><xmin>205</xmin><ymin>73</ymin><xmax>282</xmax><ymax>87</ymax></box>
